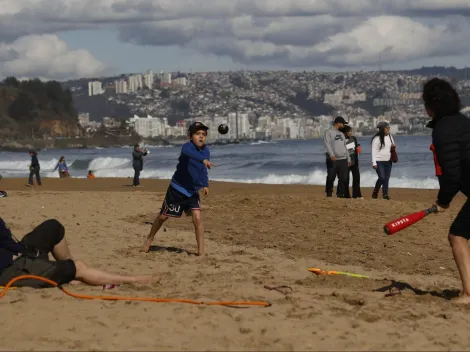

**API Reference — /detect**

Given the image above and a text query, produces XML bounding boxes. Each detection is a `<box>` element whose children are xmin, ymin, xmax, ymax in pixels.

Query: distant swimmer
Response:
<box><xmin>26</xmin><ymin>150</ymin><xmax>41</xmax><ymax>187</ymax></box>
<box><xmin>132</xmin><ymin>144</ymin><xmax>148</xmax><ymax>187</ymax></box>
<box><xmin>142</xmin><ymin>122</ymin><xmax>214</xmax><ymax>257</ymax></box>
<box><xmin>53</xmin><ymin>156</ymin><xmax>70</xmax><ymax>178</ymax></box>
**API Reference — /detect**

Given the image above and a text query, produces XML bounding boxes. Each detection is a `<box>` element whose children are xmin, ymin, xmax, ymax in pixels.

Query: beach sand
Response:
<box><xmin>0</xmin><ymin>177</ymin><xmax>469</xmax><ymax>351</ymax></box>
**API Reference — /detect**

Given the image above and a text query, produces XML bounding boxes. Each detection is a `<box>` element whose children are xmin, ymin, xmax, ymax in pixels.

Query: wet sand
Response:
<box><xmin>0</xmin><ymin>177</ymin><xmax>469</xmax><ymax>351</ymax></box>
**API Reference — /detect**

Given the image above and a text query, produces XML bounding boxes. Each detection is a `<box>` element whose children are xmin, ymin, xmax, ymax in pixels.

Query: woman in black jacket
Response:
<box><xmin>424</xmin><ymin>78</ymin><xmax>470</xmax><ymax>304</ymax></box>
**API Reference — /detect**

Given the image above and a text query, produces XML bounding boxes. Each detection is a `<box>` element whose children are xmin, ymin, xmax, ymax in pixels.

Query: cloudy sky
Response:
<box><xmin>2</xmin><ymin>0</ymin><xmax>470</xmax><ymax>80</ymax></box>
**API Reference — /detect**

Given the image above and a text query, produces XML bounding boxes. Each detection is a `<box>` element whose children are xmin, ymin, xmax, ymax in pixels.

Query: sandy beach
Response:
<box><xmin>0</xmin><ymin>177</ymin><xmax>469</xmax><ymax>351</ymax></box>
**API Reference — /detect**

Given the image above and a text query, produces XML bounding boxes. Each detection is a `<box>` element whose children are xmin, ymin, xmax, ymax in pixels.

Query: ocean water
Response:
<box><xmin>0</xmin><ymin>135</ymin><xmax>439</xmax><ymax>189</ymax></box>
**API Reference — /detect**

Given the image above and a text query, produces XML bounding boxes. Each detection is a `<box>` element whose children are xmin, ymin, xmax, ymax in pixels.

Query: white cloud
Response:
<box><xmin>0</xmin><ymin>35</ymin><xmax>106</xmax><ymax>80</ymax></box>
<box><xmin>2</xmin><ymin>0</ymin><xmax>470</xmax><ymax>77</ymax></box>
<box><xmin>310</xmin><ymin>16</ymin><xmax>470</xmax><ymax>66</ymax></box>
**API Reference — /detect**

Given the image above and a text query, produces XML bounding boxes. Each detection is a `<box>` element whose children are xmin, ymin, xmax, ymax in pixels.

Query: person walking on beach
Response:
<box><xmin>323</xmin><ymin>116</ymin><xmax>351</xmax><ymax>198</ymax></box>
<box><xmin>342</xmin><ymin>125</ymin><xmax>363</xmax><ymax>199</ymax></box>
<box><xmin>142</xmin><ymin>122</ymin><xmax>214</xmax><ymax>257</ymax></box>
<box><xmin>0</xmin><ymin>217</ymin><xmax>157</xmax><ymax>288</ymax></box>
<box><xmin>27</xmin><ymin>150</ymin><xmax>41</xmax><ymax>186</ymax></box>
<box><xmin>132</xmin><ymin>144</ymin><xmax>148</xmax><ymax>187</ymax></box>
<box><xmin>422</xmin><ymin>78</ymin><xmax>470</xmax><ymax>304</ymax></box>
<box><xmin>53</xmin><ymin>156</ymin><xmax>70</xmax><ymax>178</ymax></box>
<box><xmin>371</xmin><ymin>122</ymin><xmax>396</xmax><ymax>200</ymax></box>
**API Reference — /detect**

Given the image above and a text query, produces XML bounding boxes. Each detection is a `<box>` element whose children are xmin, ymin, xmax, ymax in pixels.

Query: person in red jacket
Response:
<box><xmin>424</xmin><ymin>78</ymin><xmax>470</xmax><ymax>304</ymax></box>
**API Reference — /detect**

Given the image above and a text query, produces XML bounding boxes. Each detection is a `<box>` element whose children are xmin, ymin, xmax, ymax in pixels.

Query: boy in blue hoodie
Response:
<box><xmin>142</xmin><ymin>122</ymin><xmax>214</xmax><ymax>256</ymax></box>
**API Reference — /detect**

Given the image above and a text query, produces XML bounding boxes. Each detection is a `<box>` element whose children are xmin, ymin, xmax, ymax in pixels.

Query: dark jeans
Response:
<box><xmin>325</xmin><ymin>158</ymin><xmax>349</xmax><ymax>197</ymax></box>
<box><xmin>29</xmin><ymin>166</ymin><xmax>41</xmax><ymax>185</ymax></box>
<box><xmin>374</xmin><ymin>161</ymin><xmax>393</xmax><ymax>195</ymax></box>
<box><xmin>345</xmin><ymin>163</ymin><xmax>362</xmax><ymax>198</ymax></box>
<box><xmin>133</xmin><ymin>168</ymin><xmax>141</xmax><ymax>186</ymax></box>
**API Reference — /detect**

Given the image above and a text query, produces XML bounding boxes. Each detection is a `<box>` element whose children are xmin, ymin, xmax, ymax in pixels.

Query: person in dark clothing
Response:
<box><xmin>27</xmin><ymin>150</ymin><xmax>41</xmax><ymax>186</ymax></box>
<box><xmin>0</xmin><ymin>217</ymin><xmax>156</xmax><ymax>288</ymax></box>
<box><xmin>342</xmin><ymin>126</ymin><xmax>363</xmax><ymax>199</ymax></box>
<box><xmin>132</xmin><ymin>144</ymin><xmax>148</xmax><ymax>187</ymax></box>
<box><xmin>422</xmin><ymin>77</ymin><xmax>470</xmax><ymax>304</ymax></box>
<box><xmin>323</xmin><ymin>116</ymin><xmax>351</xmax><ymax>198</ymax></box>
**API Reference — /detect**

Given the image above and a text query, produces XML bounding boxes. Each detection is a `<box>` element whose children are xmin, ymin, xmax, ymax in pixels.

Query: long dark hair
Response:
<box><xmin>371</xmin><ymin>128</ymin><xmax>386</xmax><ymax>150</ymax></box>
<box><xmin>422</xmin><ymin>78</ymin><xmax>461</xmax><ymax>120</ymax></box>
<box><xmin>342</xmin><ymin>125</ymin><xmax>352</xmax><ymax>135</ymax></box>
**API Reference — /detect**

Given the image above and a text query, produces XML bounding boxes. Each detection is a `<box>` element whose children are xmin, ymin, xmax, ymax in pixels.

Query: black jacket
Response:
<box><xmin>31</xmin><ymin>154</ymin><xmax>39</xmax><ymax>167</ymax></box>
<box><xmin>132</xmin><ymin>150</ymin><xmax>148</xmax><ymax>171</ymax></box>
<box><xmin>429</xmin><ymin>113</ymin><xmax>470</xmax><ymax>207</ymax></box>
<box><xmin>346</xmin><ymin>136</ymin><xmax>360</xmax><ymax>166</ymax></box>
<box><xmin>0</xmin><ymin>218</ymin><xmax>25</xmax><ymax>272</ymax></box>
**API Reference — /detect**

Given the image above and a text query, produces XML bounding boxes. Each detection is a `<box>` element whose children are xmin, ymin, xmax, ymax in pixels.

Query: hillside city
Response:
<box><xmin>73</xmin><ymin>69</ymin><xmax>470</xmax><ymax>142</ymax></box>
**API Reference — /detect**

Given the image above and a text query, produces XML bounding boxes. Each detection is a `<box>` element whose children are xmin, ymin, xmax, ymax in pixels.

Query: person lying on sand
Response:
<box><xmin>0</xmin><ymin>218</ymin><xmax>156</xmax><ymax>288</ymax></box>
<box><xmin>423</xmin><ymin>78</ymin><xmax>470</xmax><ymax>304</ymax></box>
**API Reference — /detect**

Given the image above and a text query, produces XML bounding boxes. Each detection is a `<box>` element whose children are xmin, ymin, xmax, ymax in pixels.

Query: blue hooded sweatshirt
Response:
<box><xmin>170</xmin><ymin>141</ymin><xmax>210</xmax><ymax>196</ymax></box>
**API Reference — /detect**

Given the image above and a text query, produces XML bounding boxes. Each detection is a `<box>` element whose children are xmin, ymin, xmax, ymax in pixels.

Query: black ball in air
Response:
<box><xmin>218</xmin><ymin>124</ymin><xmax>229</xmax><ymax>135</ymax></box>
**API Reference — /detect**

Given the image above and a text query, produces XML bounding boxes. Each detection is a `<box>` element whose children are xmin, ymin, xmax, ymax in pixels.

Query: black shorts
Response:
<box><xmin>0</xmin><ymin>219</ymin><xmax>76</xmax><ymax>288</ymax></box>
<box><xmin>160</xmin><ymin>186</ymin><xmax>200</xmax><ymax>218</ymax></box>
<box><xmin>450</xmin><ymin>199</ymin><xmax>470</xmax><ymax>239</ymax></box>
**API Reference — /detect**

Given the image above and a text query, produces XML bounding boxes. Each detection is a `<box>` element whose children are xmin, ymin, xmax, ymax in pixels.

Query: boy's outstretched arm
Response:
<box><xmin>182</xmin><ymin>143</ymin><xmax>206</xmax><ymax>162</ymax></box>
<box><xmin>182</xmin><ymin>143</ymin><xmax>215</xmax><ymax>168</ymax></box>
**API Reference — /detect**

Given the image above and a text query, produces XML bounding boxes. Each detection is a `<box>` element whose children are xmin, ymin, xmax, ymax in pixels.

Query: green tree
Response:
<box><xmin>8</xmin><ymin>93</ymin><xmax>35</xmax><ymax>122</ymax></box>
<box><xmin>3</xmin><ymin>77</ymin><xmax>20</xmax><ymax>88</ymax></box>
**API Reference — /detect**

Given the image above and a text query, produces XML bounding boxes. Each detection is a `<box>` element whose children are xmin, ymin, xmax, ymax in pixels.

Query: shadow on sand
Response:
<box><xmin>147</xmin><ymin>245</ymin><xmax>197</xmax><ymax>256</ymax></box>
<box><xmin>375</xmin><ymin>280</ymin><xmax>460</xmax><ymax>300</ymax></box>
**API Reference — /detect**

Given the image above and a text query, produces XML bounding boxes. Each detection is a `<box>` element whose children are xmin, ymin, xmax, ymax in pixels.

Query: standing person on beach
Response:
<box><xmin>27</xmin><ymin>150</ymin><xmax>41</xmax><ymax>186</ymax></box>
<box><xmin>371</xmin><ymin>122</ymin><xmax>396</xmax><ymax>200</ymax></box>
<box><xmin>53</xmin><ymin>156</ymin><xmax>70</xmax><ymax>178</ymax></box>
<box><xmin>142</xmin><ymin>122</ymin><xmax>214</xmax><ymax>256</ymax></box>
<box><xmin>423</xmin><ymin>78</ymin><xmax>470</xmax><ymax>304</ymax></box>
<box><xmin>342</xmin><ymin>125</ymin><xmax>363</xmax><ymax>199</ymax></box>
<box><xmin>323</xmin><ymin>116</ymin><xmax>351</xmax><ymax>198</ymax></box>
<box><xmin>132</xmin><ymin>144</ymin><xmax>148</xmax><ymax>187</ymax></box>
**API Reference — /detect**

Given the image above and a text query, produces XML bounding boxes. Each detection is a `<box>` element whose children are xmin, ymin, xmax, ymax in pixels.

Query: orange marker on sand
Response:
<box><xmin>308</xmin><ymin>268</ymin><xmax>369</xmax><ymax>278</ymax></box>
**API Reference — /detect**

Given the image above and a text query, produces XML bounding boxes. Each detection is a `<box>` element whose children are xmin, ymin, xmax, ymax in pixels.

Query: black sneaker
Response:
<box><xmin>383</xmin><ymin>195</ymin><xmax>390</xmax><ymax>200</ymax></box>
<box><xmin>326</xmin><ymin>193</ymin><xmax>332</xmax><ymax>198</ymax></box>
<box><xmin>372</xmin><ymin>191</ymin><xmax>378</xmax><ymax>199</ymax></box>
